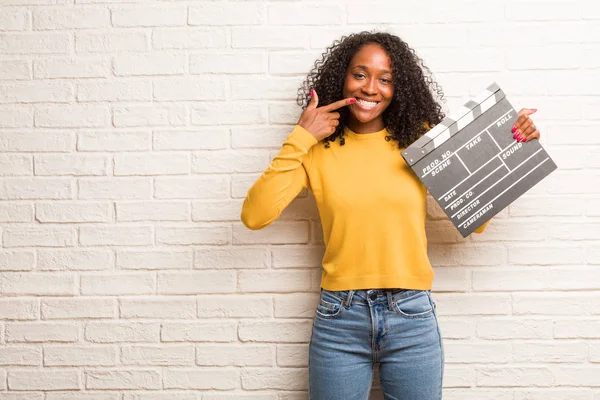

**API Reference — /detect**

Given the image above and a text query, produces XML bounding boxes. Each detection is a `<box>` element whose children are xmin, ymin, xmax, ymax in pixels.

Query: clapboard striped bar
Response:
<box><xmin>403</xmin><ymin>82</ymin><xmax>505</xmax><ymax>166</ymax></box>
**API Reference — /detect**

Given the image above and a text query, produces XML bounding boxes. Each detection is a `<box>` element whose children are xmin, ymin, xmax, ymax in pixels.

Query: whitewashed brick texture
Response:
<box><xmin>0</xmin><ymin>1</ymin><xmax>598</xmax><ymax>398</ymax></box>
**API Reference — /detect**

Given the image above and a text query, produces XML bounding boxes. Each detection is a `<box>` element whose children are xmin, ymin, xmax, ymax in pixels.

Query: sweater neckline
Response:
<box><xmin>345</xmin><ymin>126</ymin><xmax>389</xmax><ymax>140</ymax></box>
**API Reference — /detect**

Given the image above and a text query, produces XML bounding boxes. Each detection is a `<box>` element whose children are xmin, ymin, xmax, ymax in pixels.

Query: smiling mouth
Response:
<box><xmin>355</xmin><ymin>98</ymin><xmax>380</xmax><ymax>109</ymax></box>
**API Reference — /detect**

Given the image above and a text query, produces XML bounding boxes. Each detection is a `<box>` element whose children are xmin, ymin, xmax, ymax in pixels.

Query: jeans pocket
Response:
<box><xmin>391</xmin><ymin>290</ymin><xmax>434</xmax><ymax>319</ymax></box>
<box><xmin>315</xmin><ymin>289</ymin><xmax>344</xmax><ymax>318</ymax></box>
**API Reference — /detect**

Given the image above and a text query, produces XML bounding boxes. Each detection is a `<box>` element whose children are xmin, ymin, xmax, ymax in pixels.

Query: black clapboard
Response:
<box><xmin>402</xmin><ymin>82</ymin><xmax>557</xmax><ymax>237</ymax></box>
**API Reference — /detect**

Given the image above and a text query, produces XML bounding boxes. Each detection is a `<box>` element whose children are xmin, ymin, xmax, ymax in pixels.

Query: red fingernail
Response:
<box><xmin>349</xmin><ymin>98</ymin><xmax>356</xmax><ymax>103</ymax></box>
<box><xmin>310</xmin><ymin>89</ymin><xmax>315</xmax><ymax>96</ymax></box>
<box><xmin>513</xmin><ymin>133</ymin><xmax>518</xmax><ymax>139</ymax></box>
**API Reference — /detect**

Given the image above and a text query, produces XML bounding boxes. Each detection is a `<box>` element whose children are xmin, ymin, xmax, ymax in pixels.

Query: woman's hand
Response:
<box><xmin>512</xmin><ymin>108</ymin><xmax>540</xmax><ymax>142</ymax></box>
<box><xmin>298</xmin><ymin>89</ymin><xmax>356</xmax><ymax>141</ymax></box>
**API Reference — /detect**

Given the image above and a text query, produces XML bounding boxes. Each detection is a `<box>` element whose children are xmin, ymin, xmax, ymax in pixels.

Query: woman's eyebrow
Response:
<box><xmin>354</xmin><ymin>65</ymin><xmax>392</xmax><ymax>74</ymax></box>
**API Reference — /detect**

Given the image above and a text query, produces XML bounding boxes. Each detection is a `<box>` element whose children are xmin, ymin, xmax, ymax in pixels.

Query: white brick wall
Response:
<box><xmin>0</xmin><ymin>0</ymin><xmax>598</xmax><ymax>398</ymax></box>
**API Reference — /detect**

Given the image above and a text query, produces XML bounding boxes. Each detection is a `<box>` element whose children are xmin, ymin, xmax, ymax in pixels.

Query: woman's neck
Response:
<box><xmin>347</xmin><ymin>117</ymin><xmax>385</xmax><ymax>134</ymax></box>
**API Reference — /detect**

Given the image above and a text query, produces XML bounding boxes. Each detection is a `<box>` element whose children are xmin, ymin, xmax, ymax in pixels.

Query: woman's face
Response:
<box><xmin>342</xmin><ymin>43</ymin><xmax>395</xmax><ymax>132</ymax></box>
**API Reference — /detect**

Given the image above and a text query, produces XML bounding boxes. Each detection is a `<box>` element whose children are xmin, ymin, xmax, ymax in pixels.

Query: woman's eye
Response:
<box><xmin>381</xmin><ymin>78</ymin><xmax>391</xmax><ymax>84</ymax></box>
<box><xmin>354</xmin><ymin>73</ymin><xmax>365</xmax><ymax>79</ymax></box>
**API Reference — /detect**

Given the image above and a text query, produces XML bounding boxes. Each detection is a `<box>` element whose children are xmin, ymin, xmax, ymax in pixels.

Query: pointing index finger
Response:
<box><xmin>321</xmin><ymin>98</ymin><xmax>356</xmax><ymax>112</ymax></box>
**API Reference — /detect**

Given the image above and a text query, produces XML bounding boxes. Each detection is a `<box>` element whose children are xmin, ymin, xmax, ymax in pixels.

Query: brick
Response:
<box><xmin>8</xmin><ymin>370</ymin><xmax>80</xmax><ymax>390</ymax></box>
<box><xmin>476</xmin><ymin>366</ymin><xmax>554</xmax><ymax>387</ymax></box>
<box><xmin>277</xmin><ymin>344</ymin><xmax>308</xmax><ymax>367</ymax></box>
<box><xmin>44</xmin><ymin>346</ymin><xmax>117</xmax><ymax>366</ymax></box>
<box><xmin>76</xmin><ymin>31</ymin><xmax>148</xmax><ymax>53</ymax></box>
<box><xmin>161</xmin><ymin>322</ymin><xmax>236</xmax><ymax>342</ymax></box>
<box><xmin>433</xmin><ymin>293</ymin><xmax>511</xmax><ymax>316</ymax></box>
<box><xmin>77</xmin><ymin>80</ymin><xmax>151</xmax><ymax>102</ymax></box>
<box><xmin>0</xmin><ymin>9</ymin><xmax>29</xmax><ymax>31</ymax></box>
<box><xmin>111</xmin><ymin>6</ymin><xmax>186</xmax><ymax>27</ymax></box>
<box><xmin>114</xmin><ymin>153</ymin><xmax>189</xmax><ymax>175</ymax></box>
<box><xmin>472</xmin><ymin>268</ymin><xmax>553</xmax><ymax>292</ymax></box>
<box><xmin>271</xmin><ymin>246</ymin><xmax>323</xmax><ymax>268</ymax></box>
<box><xmin>47</xmin><ymin>393</ymin><xmax>120</xmax><ymax>400</ymax></box>
<box><xmin>269</xmin><ymin>52</ymin><xmax>318</xmax><ymax>75</ymax></box>
<box><xmin>445</xmin><ymin>342</ymin><xmax>511</xmax><ymax>363</ymax></box>
<box><xmin>120</xmin><ymin>345</ymin><xmax>194</xmax><ymax>366</ymax></box>
<box><xmin>123</xmin><ymin>393</ymin><xmax>196</xmax><ymax>400</ymax></box>
<box><xmin>0</xmin><ymin>32</ymin><xmax>70</xmax><ymax>54</ymax></box>
<box><xmin>197</xmin><ymin>344</ymin><xmax>273</xmax><ymax>367</ymax></box>
<box><xmin>157</xmin><ymin>271</ymin><xmax>236</xmax><ymax>294</ymax></box>
<box><xmin>232</xmin><ymin>174</ymin><xmax>260</xmax><ymax>199</ymax></box>
<box><xmin>436</xmin><ymin>318</ymin><xmax>474</xmax><ymax>339</ymax></box>
<box><xmin>552</xmin><ymin>366</ymin><xmax>600</xmax><ymax>386</ymax></box>
<box><xmin>231</xmin><ymin>77</ymin><xmax>301</xmax><ymax>101</ymax></box>
<box><xmin>0</xmin><ymin>59</ymin><xmax>30</xmax><ymax>80</ymax></box>
<box><xmin>114</xmin><ymin>53</ymin><xmax>185</xmax><ymax>76</ymax></box>
<box><xmin>268</xmin><ymin>3</ymin><xmax>342</xmax><ymax>25</ymax></box>
<box><xmin>1</xmin><ymin>272</ymin><xmax>76</xmax><ymax>296</ymax></box>
<box><xmin>36</xmin><ymin>202</ymin><xmax>111</xmax><ymax>223</ymax></box>
<box><xmin>241</xmin><ymin>368</ymin><xmax>307</xmax><ymax>391</ymax></box>
<box><xmin>85</xmin><ymin>370</ymin><xmax>160</xmax><ymax>390</ymax></box>
<box><xmin>35</xmin><ymin>105</ymin><xmax>110</xmax><ymax>128</ymax></box>
<box><xmin>429</xmin><ymin>267</ymin><xmax>470</xmax><ymax>292</ymax></box>
<box><xmin>116</xmin><ymin>201</ymin><xmax>189</xmax><ymax>222</ymax></box>
<box><xmin>119</xmin><ymin>297</ymin><xmax>195</xmax><ymax>319</ymax></box>
<box><xmin>116</xmin><ymin>249</ymin><xmax>192</xmax><ymax>270</ymax></box>
<box><xmin>0</xmin><ymin>81</ymin><xmax>72</xmax><ymax>104</ymax></box>
<box><xmin>509</xmin><ymin>246</ymin><xmax>584</xmax><ymax>266</ymax></box>
<box><xmin>38</xmin><ymin>249</ymin><xmax>113</xmax><ymax>271</ymax></box>
<box><xmin>0</xmin><ymin>131</ymin><xmax>73</xmax><ymax>152</ymax></box>
<box><xmin>153</xmin><ymin>128</ymin><xmax>228</xmax><ymax>150</ymax></box>
<box><xmin>232</xmin><ymin>27</ymin><xmax>307</xmax><ymax>49</ymax></box>
<box><xmin>78</xmin><ymin>178</ymin><xmax>151</xmax><ymax>199</ymax></box>
<box><xmin>195</xmin><ymin>247</ymin><xmax>268</xmax><ymax>269</ymax></box>
<box><xmin>0</xmin><ymin>177</ymin><xmax>71</xmax><ymax>200</ymax></box>
<box><xmin>197</xmin><ymin>295</ymin><xmax>271</xmax><ymax>318</ymax></box>
<box><xmin>3</xmin><ymin>226</ymin><xmax>74</xmax><ymax>247</ymax></box>
<box><xmin>0</xmin><ymin>346</ymin><xmax>41</xmax><ymax>366</ymax></box>
<box><xmin>554</xmin><ymin>319</ymin><xmax>600</xmax><ymax>338</ymax></box>
<box><xmin>273</xmin><ymin>293</ymin><xmax>318</xmax><ymax>319</ymax></box>
<box><xmin>191</xmin><ymin>53</ymin><xmax>266</xmax><ymax>74</ymax></box>
<box><xmin>0</xmin><ymin>155</ymin><xmax>32</xmax><ymax>176</ymax></box>
<box><xmin>192</xmin><ymin>150</ymin><xmax>269</xmax><ymax>174</ymax></box>
<box><xmin>239</xmin><ymin>270</ymin><xmax>311</xmax><ymax>293</ymax></box>
<box><xmin>476</xmin><ymin>318</ymin><xmax>553</xmax><ymax>340</ymax></box>
<box><xmin>85</xmin><ymin>322</ymin><xmax>159</xmax><ymax>343</ymax></box>
<box><xmin>505</xmin><ymin>2</ymin><xmax>581</xmax><ymax>21</ymax></box>
<box><xmin>163</xmin><ymin>368</ymin><xmax>238</xmax><ymax>390</ymax></box>
<box><xmin>113</xmin><ymin>105</ymin><xmax>187</xmax><ymax>127</ymax></box>
<box><xmin>509</xmin><ymin>196</ymin><xmax>585</xmax><ymax>217</ymax></box>
<box><xmin>231</xmin><ymin>126</ymin><xmax>292</xmax><ymax>149</ymax></box>
<box><xmin>152</xmin><ymin>28</ymin><xmax>227</xmax><ymax>49</ymax></box>
<box><xmin>153</xmin><ymin>77</ymin><xmax>225</xmax><ymax>101</ymax></box>
<box><xmin>0</xmin><ymin>202</ymin><xmax>33</xmax><ymax>222</ymax></box>
<box><xmin>0</xmin><ymin>250</ymin><xmax>35</xmax><ymax>271</ymax></box>
<box><xmin>156</xmin><ymin>225</ymin><xmax>229</xmax><ymax>246</ymax></box>
<box><xmin>513</xmin><ymin>341</ymin><xmax>587</xmax><ymax>363</ymax></box>
<box><xmin>81</xmin><ymin>273</ymin><xmax>155</xmax><ymax>295</ymax></box>
<box><xmin>33</xmin><ymin>7</ymin><xmax>109</xmax><ymax>29</ymax></box>
<box><xmin>35</xmin><ymin>153</ymin><xmax>106</xmax><ymax>177</ymax></box>
<box><xmin>233</xmin><ymin>221</ymin><xmax>309</xmax><ymax>244</ymax></box>
<box><xmin>192</xmin><ymin>103</ymin><xmax>267</xmax><ymax>125</ymax></box>
<box><xmin>42</xmin><ymin>298</ymin><xmax>116</xmax><ymax>319</ymax></box>
<box><xmin>0</xmin><ymin>299</ymin><xmax>38</xmax><ymax>320</ymax></box>
<box><xmin>34</xmin><ymin>56</ymin><xmax>109</xmax><ymax>79</ymax></box>
<box><xmin>79</xmin><ymin>226</ymin><xmax>152</xmax><ymax>246</ymax></box>
<box><xmin>6</xmin><ymin>322</ymin><xmax>78</xmax><ymax>343</ymax></box>
<box><xmin>192</xmin><ymin>199</ymin><xmax>244</xmax><ymax>222</ymax></box>
<box><xmin>239</xmin><ymin>321</ymin><xmax>312</xmax><ymax>343</ymax></box>
<box><xmin>268</xmin><ymin>103</ymin><xmax>301</xmax><ymax>124</ymax></box>
<box><xmin>189</xmin><ymin>3</ymin><xmax>263</xmax><ymax>25</ymax></box>
<box><xmin>0</xmin><ymin>105</ymin><xmax>33</xmax><ymax>127</ymax></box>
<box><xmin>78</xmin><ymin>131</ymin><xmax>150</xmax><ymax>152</ymax></box>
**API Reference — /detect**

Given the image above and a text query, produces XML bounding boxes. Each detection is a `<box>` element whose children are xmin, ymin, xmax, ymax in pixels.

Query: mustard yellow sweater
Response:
<box><xmin>241</xmin><ymin>125</ymin><xmax>489</xmax><ymax>291</ymax></box>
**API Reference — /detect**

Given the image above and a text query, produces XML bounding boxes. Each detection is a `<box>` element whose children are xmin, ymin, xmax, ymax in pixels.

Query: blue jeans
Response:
<box><xmin>308</xmin><ymin>288</ymin><xmax>444</xmax><ymax>400</ymax></box>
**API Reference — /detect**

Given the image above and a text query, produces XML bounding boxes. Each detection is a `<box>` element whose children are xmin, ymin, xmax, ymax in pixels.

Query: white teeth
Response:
<box><xmin>357</xmin><ymin>99</ymin><xmax>378</xmax><ymax>108</ymax></box>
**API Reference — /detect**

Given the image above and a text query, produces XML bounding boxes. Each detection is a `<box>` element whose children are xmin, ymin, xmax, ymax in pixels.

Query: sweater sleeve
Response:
<box><xmin>473</xmin><ymin>219</ymin><xmax>491</xmax><ymax>234</ymax></box>
<box><xmin>240</xmin><ymin>125</ymin><xmax>318</xmax><ymax>230</ymax></box>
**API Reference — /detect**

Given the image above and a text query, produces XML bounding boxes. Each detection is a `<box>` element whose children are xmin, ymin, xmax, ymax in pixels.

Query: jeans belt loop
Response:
<box><xmin>345</xmin><ymin>290</ymin><xmax>355</xmax><ymax>309</ymax></box>
<box><xmin>386</xmin><ymin>290</ymin><xmax>394</xmax><ymax>311</ymax></box>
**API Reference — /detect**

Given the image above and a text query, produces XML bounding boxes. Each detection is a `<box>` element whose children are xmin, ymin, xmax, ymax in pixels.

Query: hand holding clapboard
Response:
<box><xmin>402</xmin><ymin>82</ymin><xmax>557</xmax><ymax>237</ymax></box>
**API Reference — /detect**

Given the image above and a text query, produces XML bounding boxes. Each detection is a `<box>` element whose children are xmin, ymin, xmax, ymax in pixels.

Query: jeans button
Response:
<box><xmin>369</xmin><ymin>293</ymin><xmax>377</xmax><ymax>300</ymax></box>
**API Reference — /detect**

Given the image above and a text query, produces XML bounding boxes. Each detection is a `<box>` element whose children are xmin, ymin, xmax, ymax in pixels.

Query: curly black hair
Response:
<box><xmin>297</xmin><ymin>31</ymin><xmax>446</xmax><ymax>149</ymax></box>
